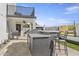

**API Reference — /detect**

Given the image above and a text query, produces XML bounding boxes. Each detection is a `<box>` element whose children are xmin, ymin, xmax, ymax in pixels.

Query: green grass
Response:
<box><xmin>57</xmin><ymin>40</ymin><xmax>79</xmax><ymax>51</ymax></box>
<box><xmin>67</xmin><ymin>42</ymin><xmax>79</xmax><ymax>51</ymax></box>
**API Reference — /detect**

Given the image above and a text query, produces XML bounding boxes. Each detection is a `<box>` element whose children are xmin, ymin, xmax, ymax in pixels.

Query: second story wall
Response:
<box><xmin>7</xmin><ymin>3</ymin><xmax>16</xmax><ymax>15</ymax></box>
<box><xmin>0</xmin><ymin>3</ymin><xmax>8</xmax><ymax>44</ymax></box>
<box><xmin>76</xmin><ymin>24</ymin><xmax>79</xmax><ymax>37</ymax></box>
<box><xmin>0</xmin><ymin>3</ymin><xmax>7</xmax><ymax>33</ymax></box>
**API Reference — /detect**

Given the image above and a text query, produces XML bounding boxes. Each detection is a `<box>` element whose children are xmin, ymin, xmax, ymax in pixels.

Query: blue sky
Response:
<box><xmin>16</xmin><ymin>3</ymin><xmax>79</xmax><ymax>26</ymax></box>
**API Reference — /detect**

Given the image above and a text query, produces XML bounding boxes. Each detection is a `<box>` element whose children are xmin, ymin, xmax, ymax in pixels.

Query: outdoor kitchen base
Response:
<box><xmin>31</xmin><ymin>38</ymin><xmax>50</xmax><ymax>56</ymax></box>
<box><xmin>27</xmin><ymin>34</ymin><xmax>50</xmax><ymax>56</ymax></box>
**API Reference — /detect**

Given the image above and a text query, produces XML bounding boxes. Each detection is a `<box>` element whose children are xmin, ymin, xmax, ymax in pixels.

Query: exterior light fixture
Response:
<box><xmin>23</xmin><ymin>21</ymin><xmax>26</xmax><ymax>23</ymax></box>
<box><xmin>27</xmin><ymin>23</ymin><xmax>30</xmax><ymax>25</ymax></box>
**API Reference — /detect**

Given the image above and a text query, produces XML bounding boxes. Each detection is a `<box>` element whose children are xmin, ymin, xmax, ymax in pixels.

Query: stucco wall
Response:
<box><xmin>8</xmin><ymin>17</ymin><xmax>36</xmax><ymax>36</ymax></box>
<box><xmin>8</xmin><ymin>4</ymin><xmax>16</xmax><ymax>15</ymax></box>
<box><xmin>0</xmin><ymin>3</ymin><xmax>8</xmax><ymax>44</ymax></box>
<box><xmin>76</xmin><ymin>24</ymin><xmax>79</xmax><ymax>37</ymax></box>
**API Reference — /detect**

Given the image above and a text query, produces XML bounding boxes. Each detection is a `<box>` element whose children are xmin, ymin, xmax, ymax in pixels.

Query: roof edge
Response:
<box><xmin>7</xmin><ymin>15</ymin><xmax>36</xmax><ymax>19</ymax></box>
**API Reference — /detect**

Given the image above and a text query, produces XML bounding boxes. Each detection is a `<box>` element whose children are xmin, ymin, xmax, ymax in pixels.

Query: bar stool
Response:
<box><xmin>58</xmin><ymin>31</ymin><xmax>68</xmax><ymax>56</ymax></box>
<box><xmin>53</xmin><ymin>31</ymin><xmax>68</xmax><ymax>56</ymax></box>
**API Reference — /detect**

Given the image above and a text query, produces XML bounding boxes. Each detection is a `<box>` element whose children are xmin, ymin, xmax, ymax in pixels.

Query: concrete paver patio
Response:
<box><xmin>0</xmin><ymin>40</ymin><xmax>79</xmax><ymax>56</ymax></box>
<box><xmin>0</xmin><ymin>40</ymin><xmax>31</xmax><ymax>56</ymax></box>
<box><xmin>54</xmin><ymin>44</ymin><xmax>79</xmax><ymax>56</ymax></box>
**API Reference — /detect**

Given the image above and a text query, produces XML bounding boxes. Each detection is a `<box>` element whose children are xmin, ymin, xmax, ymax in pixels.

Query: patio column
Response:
<box><xmin>30</xmin><ymin>23</ymin><xmax>32</xmax><ymax>30</ymax></box>
<box><xmin>0</xmin><ymin>4</ymin><xmax>8</xmax><ymax>44</ymax></box>
<box><xmin>33</xmin><ymin>22</ymin><xmax>36</xmax><ymax>29</ymax></box>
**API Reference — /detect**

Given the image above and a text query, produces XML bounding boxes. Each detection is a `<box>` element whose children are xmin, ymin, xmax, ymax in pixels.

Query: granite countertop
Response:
<box><xmin>28</xmin><ymin>34</ymin><xmax>50</xmax><ymax>38</ymax></box>
<box><xmin>38</xmin><ymin>30</ymin><xmax>59</xmax><ymax>33</ymax></box>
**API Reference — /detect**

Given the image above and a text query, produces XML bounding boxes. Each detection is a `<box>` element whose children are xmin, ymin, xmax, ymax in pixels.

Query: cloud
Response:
<box><xmin>48</xmin><ymin>18</ymin><xmax>56</xmax><ymax>21</ymax></box>
<box><xmin>36</xmin><ymin>18</ymin><xmax>47</xmax><ymax>26</ymax></box>
<box><xmin>36</xmin><ymin>17</ymin><xmax>73</xmax><ymax>27</ymax></box>
<box><xmin>64</xmin><ymin>6</ymin><xmax>79</xmax><ymax>14</ymax></box>
<box><xmin>48</xmin><ymin>18</ymin><xmax>72</xmax><ymax>26</ymax></box>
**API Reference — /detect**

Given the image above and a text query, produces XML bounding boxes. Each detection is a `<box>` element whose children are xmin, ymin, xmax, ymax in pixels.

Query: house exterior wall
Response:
<box><xmin>7</xmin><ymin>4</ymin><xmax>16</xmax><ymax>15</ymax></box>
<box><xmin>75</xmin><ymin>24</ymin><xmax>79</xmax><ymax>37</ymax></box>
<box><xmin>8</xmin><ymin>3</ymin><xmax>16</xmax><ymax>6</ymax></box>
<box><xmin>7</xmin><ymin>17</ymin><xmax>36</xmax><ymax>36</ymax></box>
<box><xmin>59</xmin><ymin>25</ymin><xmax>74</xmax><ymax>36</ymax></box>
<box><xmin>0</xmin><ymin>3</ymin><xmax>8</xmax><ymax>44</ymax></box>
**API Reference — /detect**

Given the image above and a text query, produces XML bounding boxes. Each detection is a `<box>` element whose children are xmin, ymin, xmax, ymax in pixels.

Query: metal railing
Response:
<box><xmin>49</xmin><ymin>31</ymin><xmax>68</xmax><ymax>56</ymax></box>
<box><xmin>7</xmin><ymin>5</ymin><xmax>35</xmax><ymax>17</ymax></box>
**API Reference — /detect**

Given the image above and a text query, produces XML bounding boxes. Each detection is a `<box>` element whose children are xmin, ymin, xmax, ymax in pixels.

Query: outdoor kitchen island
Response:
<box><xmin>27</xmin><ymin>33</ymin><xmax>51</xmax><ymax>56</ymax></box>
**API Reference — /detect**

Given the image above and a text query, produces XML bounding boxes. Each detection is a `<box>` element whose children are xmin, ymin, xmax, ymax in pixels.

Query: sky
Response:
<box><xmin>16</xmin><ymin>3</ymin><xmax>79</xmax><ymax>27</ymax></box>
